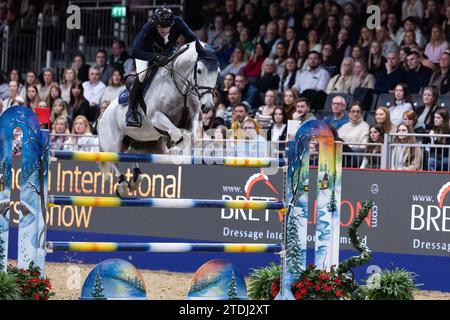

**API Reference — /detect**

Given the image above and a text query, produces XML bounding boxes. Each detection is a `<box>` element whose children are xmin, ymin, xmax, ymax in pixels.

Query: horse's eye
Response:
<box><xmin>198</xmin><ymin>69</ymin><xmax>202</xmax><ymax>74</ymax></box>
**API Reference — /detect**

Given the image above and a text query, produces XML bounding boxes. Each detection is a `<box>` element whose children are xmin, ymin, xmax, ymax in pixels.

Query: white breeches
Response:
<box><xmin>135</xmin><ymin>59</ymin><xmax>148</xmax><ymax>82</ymax></box>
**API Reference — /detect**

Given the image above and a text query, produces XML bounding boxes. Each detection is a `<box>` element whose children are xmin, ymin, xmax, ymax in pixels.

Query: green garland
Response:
<box><xmin>338</xmin><ymin>201</ymin><xmax>374</xmax><ymax>275</ymax></box>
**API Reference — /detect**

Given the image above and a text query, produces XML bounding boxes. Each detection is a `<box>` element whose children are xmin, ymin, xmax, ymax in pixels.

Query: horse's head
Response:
<box><xmin>194</xmin><ymin>40</ymin><xmax>220</xmax><ymax>113</ymax></box>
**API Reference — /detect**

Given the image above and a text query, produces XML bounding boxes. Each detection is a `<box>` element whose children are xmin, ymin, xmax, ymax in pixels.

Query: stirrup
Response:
<box><xmin>126</xmin><ymin>111</ymin><xmax>142</xmax><ymax>128</ymax></box>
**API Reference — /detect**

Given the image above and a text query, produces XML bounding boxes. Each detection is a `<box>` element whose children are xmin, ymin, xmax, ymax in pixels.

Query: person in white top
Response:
<box><xmin>338</xmin><ymin>102</ymin><xmax>370</xmax><ymax>152</ymax></box>
<box><xmin>2</xmin><ymin>80</ymin><xmax>25</xmax><ymax>113</ymax></box>
<box><xmin>82</xmin><ymin>66</ymin><xmax>106</xmax><ymax>108</ymax></box>
<box><xmin>326</xmin><ymin>57</ymin><xmax>355</xmax><ymax>94</ymax></box>
<box><xmin>19</xmin><ymin>70</ymin><xmax>41</xmax><ymax>100</ymax></box>
<box><xmin>39</xmin><ymin>69</ymin><xmax>57</xmax><ymax>100</ymax></box>
<box><xmin>101</xmin><ymin>69</ymin><xmax>126</xmax><ymax>103</ymax></box>
<box><xmin>293</xmin><ymin>51</ymin><xmax>330</xmax><ymax>94</ymax></box>
<box><xmin>66</xmin><ymin>115</ymin><xmax>99</xmax><ymax>152</ymax></box>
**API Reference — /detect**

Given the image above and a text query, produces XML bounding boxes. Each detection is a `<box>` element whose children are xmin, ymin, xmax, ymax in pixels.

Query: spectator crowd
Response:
<box><xmin>1</xmin><ymin>0</ymin><xmax>450</xmax><ymax>170</ymax></box>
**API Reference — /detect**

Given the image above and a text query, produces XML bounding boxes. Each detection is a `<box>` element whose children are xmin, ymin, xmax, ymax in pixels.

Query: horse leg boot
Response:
<box><xmin>128</xmin><ymin>166</ymin><xmax>143</xmax><ymax>192</ymax></box>
<box><xmin>125</xmin><ymin>77</ymin><xmax>143</xmax><ymax>128</ymax></box>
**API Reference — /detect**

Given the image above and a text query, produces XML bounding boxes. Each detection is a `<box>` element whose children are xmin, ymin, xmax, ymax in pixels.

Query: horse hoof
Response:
<box><xmin>115</xmin><ymin>181</ymin><xmax>129</xmax><ymax>197</ymax></box>
<box><xmin>128</xmin><ymin>173</ymin><xmax>143</xmax><ymax>191</ymax></box>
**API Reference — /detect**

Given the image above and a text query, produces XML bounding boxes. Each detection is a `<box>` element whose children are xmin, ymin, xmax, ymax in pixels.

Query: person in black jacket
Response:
<box><xmin>126</xmin><ymin>7</ymin><xmax>198</xmax><ymax>127</ymax></box>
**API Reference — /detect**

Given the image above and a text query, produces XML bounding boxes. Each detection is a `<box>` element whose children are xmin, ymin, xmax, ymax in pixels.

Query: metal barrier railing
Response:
<box><xmin>11</xmin><ymin>131</ymin><xmax>450</xmax><ymax>172</ymax></box>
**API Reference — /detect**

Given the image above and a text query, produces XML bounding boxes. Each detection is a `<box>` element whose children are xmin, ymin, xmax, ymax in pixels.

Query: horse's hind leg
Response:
<box><xmin>127</xmin><ymin>163</ymin><xmax>143</xmax><ymax>192</ymax></box>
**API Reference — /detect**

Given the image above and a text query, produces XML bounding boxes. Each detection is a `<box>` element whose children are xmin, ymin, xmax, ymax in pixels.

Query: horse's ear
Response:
<box><xmin>195</xmin><ymin>40</ymin><xmax>205</xmax><ymax>56</ymax></box>
<box><xmin>213</xmin><ymin>46</ymin><xmax>224</xmax><ymax>57</ymax></box>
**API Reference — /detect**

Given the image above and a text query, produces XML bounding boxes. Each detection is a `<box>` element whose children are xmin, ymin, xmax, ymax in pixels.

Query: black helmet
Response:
<box><xmin>153</xmin><ymin>8</ymin><xmax>174</xmax><ymax>28</ymax></box>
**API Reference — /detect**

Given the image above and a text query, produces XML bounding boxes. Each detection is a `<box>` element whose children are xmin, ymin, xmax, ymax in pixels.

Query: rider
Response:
<box><xmin>126</xmin><ymin>7</ymin><xmax>199</xmax><ymax>127</ymax></box>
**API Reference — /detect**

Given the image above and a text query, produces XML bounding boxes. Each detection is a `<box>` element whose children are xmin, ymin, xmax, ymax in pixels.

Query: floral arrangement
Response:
<box><xmin>7</xmin><ymin>262</ymin><xmax>54</xmax><ymax>300</ymax></box>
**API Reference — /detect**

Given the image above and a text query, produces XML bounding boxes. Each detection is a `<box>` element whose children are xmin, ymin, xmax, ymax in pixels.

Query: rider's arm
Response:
<box><xmin>175</xmin><ymin>16</ymin><xmax>198</xmax><ymax>43</ymax></box>
<box><xmin>131</xmin><ymin>20</ymin><xmax>158</xmax><ymax>61</ymax></box>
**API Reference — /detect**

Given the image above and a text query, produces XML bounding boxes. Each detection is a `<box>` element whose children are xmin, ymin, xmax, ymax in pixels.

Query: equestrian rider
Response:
<box><xmin>127</xmin><ymin>7</ymin><xmax>198</xmax><ymax>127</ymax></box>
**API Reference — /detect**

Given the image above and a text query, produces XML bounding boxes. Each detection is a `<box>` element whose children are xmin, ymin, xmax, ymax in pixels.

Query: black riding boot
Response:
<box><xmin>126</xmin><ymin>77</ymin><xmax>143</xmax><ymax>127</ymax></box>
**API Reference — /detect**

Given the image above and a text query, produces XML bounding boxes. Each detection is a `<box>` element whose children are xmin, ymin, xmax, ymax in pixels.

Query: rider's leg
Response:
<box><xmin>126</xmin><ymin>59</ymin><xmax>148</xmax><ymax>127</ymax></box>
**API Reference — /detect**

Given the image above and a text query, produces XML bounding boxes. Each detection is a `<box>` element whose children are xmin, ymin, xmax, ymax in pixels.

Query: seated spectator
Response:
<box><xmin>101</xmin><ymin>69</ymin><xmax>125</xmax><ymax>103</ymax></box>
<box><xmin>68</xmin><ymin>82</ymin><xmax>90</xmax><ymax>123</ymax></box>
<box><xmin>292</xmin><ymin>97</ymin><xmax>317</xmax><ymax>124</ymax></box>
<box><xmin>338</xmin><ymin>101</ymin><xmax>370</xmax><ymax>152</ymax></box>
<box><xmin>1</xmin><ymin>69</ymin><xmax>24</xmax><ymax>100</ymax></box>
<box><xmin>376</xmin><ymin>24</ymin><xmax>399</xmax><ymax>58</ymax></box>
<box><xmin>428</xmin><ymin>49</ymin><xmax>450</xmax><ymax>94</ymax></box>
<box><xmin>242</xmin><ymin>42</ymin><xmax>268</xmax><ymax>79</ymax></box>
<box><xmin>2</xmin><ymin>80</ymin><xmax>24</xmax><ymax>112</ymax></box>
<box><xmin>403</xmin><ymin>109</ymin><xmax>418</xmax><ymax>127</ymax></box>
<box><xmin>274</xmin><ymin>41</ymin><xmax>288</xmax><ymax>77</ymax></box>
<box><xmin>83</xmin><ymin>66</ymin><xmax>106</xmax><ymax>121</ymax></box>
<box><xmin>39</xmin><ymin>69</ymin><xmax>57</xmax><ymax>100</ymax></box>
<box><xmin>230</xmin><ymin>102</ymin><xmax>250</xmax><ymax>133</ymax></box>
<box><xmin>285</xmin><ymin>27</ymin><xmax>298</xmax><ymax>57</ymax></box>
<box><xmin>443</xmin><ymin>4</ymin><xmax>450</xmax><ymax>42</ymax></box>
<box><xmin>428</xmin><ymin>108</ymin><xmax>450</xmax><ymax>171</ymax></box>
<box><xmin>98</xmin><ymin>100</ymin><xmax>111</xmax><ymax>119</ymax></box>
<box><xmin>94</xmin><ymin>49</ymin><xmax>111</xmax><ymax>85</ymax></box>
<box><xmin>368</xmin><ymin>41</ymin><xmax>387</xmax><ymax>75</ymax></box>
<box><xmin>109</xmin><ymin>39</ymin><xmax>134</xmax><ymax>77</ymax></box>
<box><xmin>46</xmin><ymin>84</ymin><xmax>62</xmax><ymax>111</ymax></box>
<box><xmin>50</xmin><ymin>99</ymin><xmax>69</xmax><ymax>128</ymax></box>
<box><xmin>374</xmin><ymin>50</ymin><xmax>407</xmax><ymax>93</ymax></box>
<box><xmin>50</xmin><ymin>116</ymin><xmax>70</xmax><ymax>151</ymax></box>
<box><xmin>255</xmin><ymin>89</ymin><xmax>277</xmax><ymax>129</ymax></box>
<box><xmin>321</xmin><ymin>43</ymin><xmax>339</xmax><ymax>78</ymax></box>
<box><xmin>235</xmin><ymin>72</ymin><xmax>263</xmax><ymax>112</ymax></box>
<box><xmin>19</xmin><ymin>70</ymin><xmax>41</xmax><ymax>100</ymax></box>
<box><xmin>374</xmin><ymin>106</ymin><xmax>396</xmax><ymax>133</ymax></box>
<box><xmin>323</xmin><ymin>95</ymin><xmax>349</xmax><ymax>130</ymax></box>
<box><xmin>405</xmin><ymin>50</ymin><xmax>433</xmax><ymax>93</ymax></box>
<box><xmin>307</xmin><ymin>29</ymin><xmax>322</xmax><ymax>54</ymax></box>
<box><xmin>402</xmin><ymin>0</ymin><xmax>424</xmax><ymax>21</ymax></box>
<box><xmin>360</xmin><ymin>124</ymin><xmax>385</xmax><ymax>169</ymax></box>
<box><xmin>391</xmin><ymin>123</ymin><xmax>423</xmax><ymax>170</ymax></box>
<box><xmin>358</xmin><ymin>26</ymin><xmax>376</xmax><ymax>60</ymax></box>
<box><xmin>66</xmin><ymin>115</ymin><xmax>99</xmax><ymax>152</ymax></box>
<box><xmin>294</xmin><ymin>51</ymin><xmax>330</xmax><ymax>94</ymax></box>
<box><xmin>415</xmin><ymin>86</ymin><xmax>440</xmax><ymax>133</ymax></box>
<box><xmin>219</xmin><ymin>73</ymin><xmax>235</xmax><ymax>106</ymax></box>
<box><xmin>282</xmin><ymin>88</ymin><xmax>298</xmax><ymax>119</ymax></box>
<box><xmin>278</xmin><ymin>56</ymin><xmax>297</xmax><ymax>92</ymax></box>
<box><xmin>254</xmin><ymin>58</ymin><xmax>279</xmax><ymax>94</ymax></box>
<box><xmin>220</xmin><ymin>46</ymin><xmax>247</xmax><ymax>77</ymax></box>
<box><xmin>237</xmin><ymin>27</ymin><xmax>255</xmax><ymax>56</ymax></box>
<box><xmin>350</xmin><ymin>60</ymin><xmax>376</xmax><ymax>94</ymax></box>
<box><xmin>60</xmin><ymin>68</ymin><xmax>77</xmax><ymax>104</ymax></box>
<box><xmin>320</xmin><ymin>14</ymin><xmax>339</xmax><ymax>44</ymax></box>
<box><xmin>400</xmin><ymin>30</ymin><xmax>419</xmax><ymax>48</ymax></box>
<box><xmin>202</xmin><ymin>124</ymin><xmax>229</xmax><ymax>157</ymax></box>
<box><xmin>24</xmin><ymin>84</ymin><xmax>40</xmax><ymax>111</ymax></box>
<box><xmin>267</xmin><ymin>106</ymin><xmax>287</xmax><ymax>157</ymax></box>
<box><xmin>207</xmin><ymin>14</ymin><xmax>226</xmax><ymax>49</ymax></box>
<box><xmin>223</xmin><ymin>86</ymin><xmax>242</xmax><ymax>126</ymax></box>
<box><xmin>351</xmin><ymin>45</ymin><xmax>364</xmax><ymax>63</ymax></box>
<box><xmin>296</xmin><ymin>40</ymin><xmax>310</xmax><ymax>72</ymax></box>
<box><xmin>422</xmin><ymin>0</ymin><xmax>445</xmax><ymax>36</ymax></box>
<box><xmin>388</xmin><ymin>83</ymin><xmax>414</xmax><ymax>126</ymax></box>
<box><xmin>424</xmin><ymin>25</ymin><xmax>448</xmax><ymax>64</ymax></box>
<box><xmin>395</xmin><ymin>16</ymin><xmax>426</xmax><ymax>48</ymax></box>
<box><xmin>334</xmin><ymin>28</ymin><xmax>352</xmax><ymax>63</ymax></box>
<box><xmin>234</xmin><ymin>118</ymin><xmax>268</xmax><ymax>158</ymax></box>
<box><xmin>326</xmin><ymin>57</ymin><xmax>355</xmax><ymax>94</ymax></box>
<box><xmin>71</xmin><ymin>53</ymin><xmax>90</xmax><ymax>83</ymax></box>
<box><xmin>213</xmin><ymin>89</ymin><xmax>226</xmax><ymax>119</ymax></box>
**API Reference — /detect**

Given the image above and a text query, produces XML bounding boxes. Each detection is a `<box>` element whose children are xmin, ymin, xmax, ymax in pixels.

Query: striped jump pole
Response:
<box><xmin>50</xmin><ymin>150</ymin><xmax>287</xmax><ymax>168</ymax></box>
<box><xmin>48</xmin><ymin>196</ymin><xmax>286</xmax><ymax>210</ymax></box>
<box><xmin>46</xmin><ymin>242</ymin><xmax>283</xmax><ymax>253</ymax></box>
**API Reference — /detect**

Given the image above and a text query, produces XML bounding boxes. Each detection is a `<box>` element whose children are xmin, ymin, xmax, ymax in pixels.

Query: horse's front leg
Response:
<box><xmin>151</xmin><ymin>111</ymin><xmax>183</xmax><ymax>145</ymax></box>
